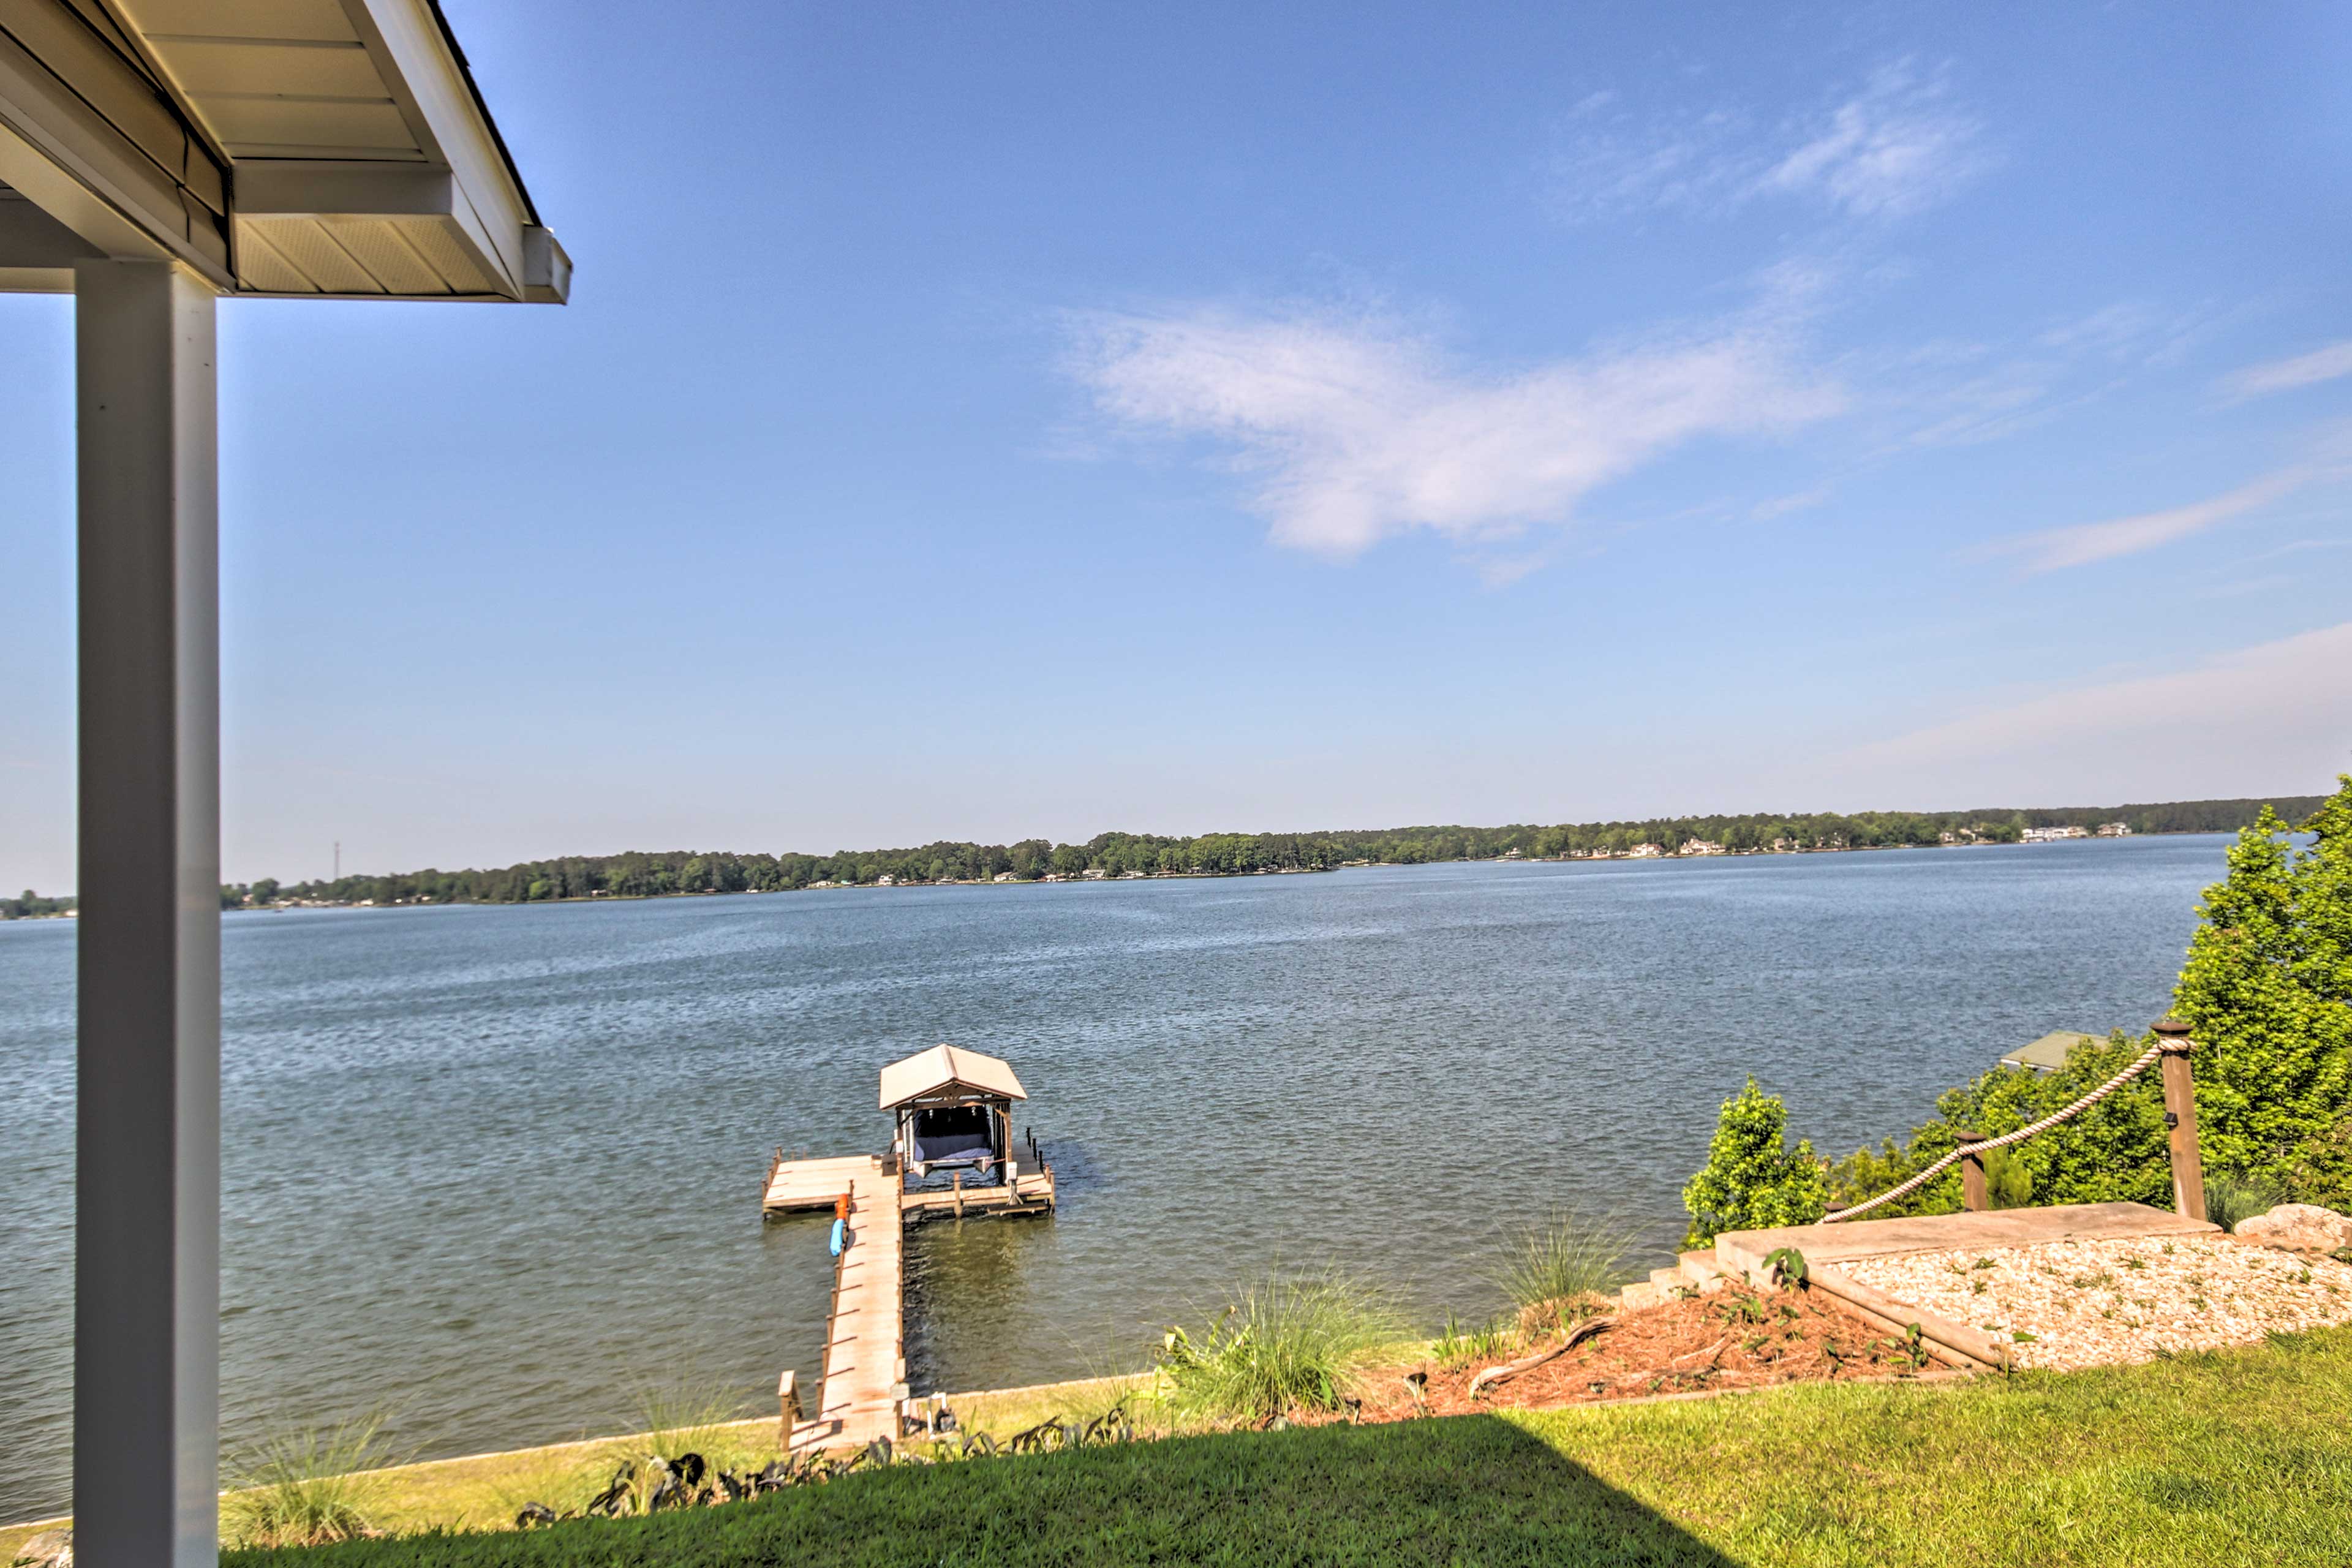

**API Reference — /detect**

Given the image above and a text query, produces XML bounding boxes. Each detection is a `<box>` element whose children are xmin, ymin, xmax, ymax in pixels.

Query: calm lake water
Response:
<box><xmin>0</xmin><ymin>836</ymin><xmax>2230</xmax><ymax>1520</ymax></box>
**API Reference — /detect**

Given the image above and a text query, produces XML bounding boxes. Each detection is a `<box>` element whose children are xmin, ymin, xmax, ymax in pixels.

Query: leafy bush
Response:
<box><xmin>224</xmin><ymin>1411</ymin><xmax>404</xmax><ymax>1548</ymax></box>
<box><xmin>1155</xmin><ymin>1270</ymin><xmax>1404</xmax><ymax>1423</ymax></box>
<box><xmin>1496</xmin><ymin>1210</ymin><xmax>1639</xmax><ymax>1330</ymax></box>
<box><xmin>2174</xmin><ymin>784</ymin><xmax>2352</xmax><ymax>1182</ymax></box>
<box><xmin>1681</xmin><ymin>1078</ymin><xmax>1828</xmax><ymax>1247</ymax></box>
<box><xmin>2286</xmin><ymin>1114</ymin><xmax>2352</xmax><ymax>1212</ymax></box>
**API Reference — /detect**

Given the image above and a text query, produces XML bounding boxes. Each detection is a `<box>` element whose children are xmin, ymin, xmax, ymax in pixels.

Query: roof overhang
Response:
<box><xmin>880</xmin><ymin>1044</ymin><xmax>1029</xmax><ymax>1110</ymax></box>
<box><xmin>0</xmin><ymin>0</ymin><xmax>565</xmax><ymax>301</ymax></box>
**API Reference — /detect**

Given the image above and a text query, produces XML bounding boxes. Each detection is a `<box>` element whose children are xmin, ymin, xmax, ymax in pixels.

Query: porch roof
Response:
<box><xmin>1</xmin><ymin>0</ymin><xmax>566</xmax><ymax>300</ymax></box>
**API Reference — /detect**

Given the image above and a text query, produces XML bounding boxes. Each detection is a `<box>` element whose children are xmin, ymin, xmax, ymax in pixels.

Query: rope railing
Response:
<box><xmin>1822</xmin><ymin>1038</ymin><xmax>2192</xmax><ymax>1223</ymax></box>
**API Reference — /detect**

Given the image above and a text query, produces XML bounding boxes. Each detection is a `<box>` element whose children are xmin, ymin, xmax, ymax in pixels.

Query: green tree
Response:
<box><xmin>2173</xmin><ymin>782</ymin><xmax>2352</xmax><ymax>1180</ymax></box>
<box><xmin>1681</xmin><ymin>1077</ymin><xmax>1828</xmax><ymax>1247</ymax></box>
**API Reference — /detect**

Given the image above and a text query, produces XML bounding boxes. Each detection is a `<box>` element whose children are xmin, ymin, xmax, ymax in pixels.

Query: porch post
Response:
<box><xmin>73</xmin><ymin>258</ymin><xmax>221</xmax><ymax>1568</ymax></box>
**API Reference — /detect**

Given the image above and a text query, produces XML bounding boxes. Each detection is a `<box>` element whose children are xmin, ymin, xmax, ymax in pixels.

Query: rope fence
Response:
<box><xmin>1822</xmin><ymin>1039</ymin><xmax>2192</xmax><ymax>1223</ymax></box>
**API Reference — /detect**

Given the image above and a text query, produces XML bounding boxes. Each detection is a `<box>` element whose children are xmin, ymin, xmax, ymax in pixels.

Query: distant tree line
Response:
<box><xmin>1</xmin><ymin>888</ymin><xmax>75</xmax><ymax>919</ymax></box>
<box><xmin>189</xmin><ymin>793</ymin><xmax>2324</xmax><ymax>909</ymax></box>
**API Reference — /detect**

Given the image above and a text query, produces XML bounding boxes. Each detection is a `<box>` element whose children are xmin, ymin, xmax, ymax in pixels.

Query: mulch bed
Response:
<box><xmin>1329</xmin><ymin>1284</ymin><xmax>1950</xmax><ymax>1426</ymax></box>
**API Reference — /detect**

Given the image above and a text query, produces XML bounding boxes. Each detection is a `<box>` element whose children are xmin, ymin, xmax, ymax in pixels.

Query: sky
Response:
<box><xmin>3</xmin><ymin>1</ymin><xmax>2350</xmax><ymax>891</ymax></box>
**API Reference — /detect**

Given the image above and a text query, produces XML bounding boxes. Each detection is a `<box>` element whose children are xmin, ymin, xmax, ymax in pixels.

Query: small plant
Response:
<box><xmin>222</xmin><ymin>1409</ymin><xmax>405</xmax><ymax>1548</ymax></box>
<box><xmin>1155</xmin><ymin>1269</ymin><xmax>1404</xmax><ymax>1423</ymax></box>
<box><xmin>628</xmin><ymin>1374</ymin><xmax>763</xmax><ymax>1477</ymax></box>
<box><xmin>2204</xmin><ymin>1171</ymin><xmax>2288</xmax><ymax>1234</ymax></box>
<box><xmin>2123</xmin><ymin>1256</ymin><xmax>2146</xmax><ymax>1271</ymax></box>
<box><xmin>1496</xmin><ymin>1210</ymin><xmax>1640</xmax><ymax>1329</ymax></box>
<box><xmin>1433</xmin><ymin>1313</ymin><xmax>1517</xmax><ymax>1369</ymax></box>
<box><xmin>1763</xmin><ymin>1246</ymin><xmax>1809</xmax><ymax>1287</ymax></box>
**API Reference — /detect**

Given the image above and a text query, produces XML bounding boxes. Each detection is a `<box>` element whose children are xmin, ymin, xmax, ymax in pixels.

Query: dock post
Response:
<box><xmin>777</xmin><ymin>1369</ymin><xmax>802</xmax><ymax>1449</ymax></box>
<box><xmin>1954</xmin><ymin>1131</ymin><xmax>1988</xmax><ymax>1211</ymax></box>
<box><xmin>952</xmin><ymin>1170</ymin><xmax>964</xmax><ymax>1217</ymax></box>
<box><xmin>2154</xmin><ymin>1017</ymin><xmax>2205</xmax><ymax>1223</ymax></box>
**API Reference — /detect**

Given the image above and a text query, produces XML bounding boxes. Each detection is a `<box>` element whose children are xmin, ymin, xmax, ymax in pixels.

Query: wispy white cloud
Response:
<box><xmin>1066</xmin><ymin>297</ymin><xmax>1843</xmax><ymax>558</ymax></box>
<box><xmin>1552</xmin><ymin>60</ymin><xmax>1989</xmax><ymax>224</ymax></box>
<box><xmin>1979</xmin><ymin>467</ymin><xmax>2313</xmax><ymax>573</ymax></box>
<box><xmin>1751</xmin><ymin>484</ymin><xmax>1832</xmax><ymax>521</ymax></box>
<box><xmin>2220</xmin><ymin>339</ymin><xmax>2352</xmax><ymax>401</ymax></box>
<box><xmin>1758</xmin><ymin>62</ymin><xmax>1989</xmax><ymax>217</ymax></box>
<box><xmin>1975</xmin><ymin>418</ymin><xmax>2352</xmax><ymax>572</ymax></box>
<box><xmin>1847</xmin><ymin>622</ymin><xmax>2352</xmax><ymax>779</ymax></box>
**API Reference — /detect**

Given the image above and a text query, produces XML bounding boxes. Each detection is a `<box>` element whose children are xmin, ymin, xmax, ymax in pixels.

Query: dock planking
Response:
<box><xmin>764</xmin><ymin>1153</ymin><xmax>1053</xmax><ymax>1453</ymax></box>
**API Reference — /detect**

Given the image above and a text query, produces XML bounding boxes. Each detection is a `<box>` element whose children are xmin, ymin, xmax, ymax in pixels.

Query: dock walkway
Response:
<box><xmin>766</xmin><ymin>1156</ymin><xmax>905</xmax><ymax>1453</ymax></box>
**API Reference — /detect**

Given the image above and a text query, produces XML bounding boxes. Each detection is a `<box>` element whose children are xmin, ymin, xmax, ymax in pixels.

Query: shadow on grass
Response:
<box><xmin>224</xmin><ymin>1412</ymin><xmax>1735</xmax><ymax>1566</ymax></box>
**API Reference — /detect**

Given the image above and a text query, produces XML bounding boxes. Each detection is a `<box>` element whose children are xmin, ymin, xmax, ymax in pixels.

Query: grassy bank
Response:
<box><xmin>224</xmin><ymin>1327</ymin><xmax>2352</xmax><ymax>1567</ymax></box>
<box><xmin>0</xmin><ymin>1378</ymin><xmax>1142</xmax><ymax>1562</ymax></box>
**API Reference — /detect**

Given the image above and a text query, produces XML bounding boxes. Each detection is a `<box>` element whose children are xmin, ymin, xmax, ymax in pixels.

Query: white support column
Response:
<box><xmin>73</xmin><ymin>258</ymin><xmax>219</xmax><ymax>1568</ymax></box>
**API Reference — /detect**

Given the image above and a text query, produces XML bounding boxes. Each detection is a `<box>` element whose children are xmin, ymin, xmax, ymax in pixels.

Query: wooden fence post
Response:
<box><xmin>2154</xmin><ymin>1016</ymin><xmax>2205</xmax><ymax>1223</ymax></box>
<box><xmin>1954</xmin><ymin>1131</ymin><xmax>1988</xmax><ymax>1211</ymax></box>
<box><xmin>777</xmin><ymin>1369</ymin><xmax>802</xmax><ymax>1449</ymax></box>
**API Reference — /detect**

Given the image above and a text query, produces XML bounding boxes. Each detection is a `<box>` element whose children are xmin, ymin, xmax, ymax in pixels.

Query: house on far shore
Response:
<box><xmin>2097</xmin><ymin>821</ymin><xmax>2133</xmax><ymax>836</ymax></box>
<box><xmin>1626</xmin><ymin>843</ymin><xmax>1664</xmax><ymax>858</ymax></box>
<box><xmin>1679</xmin><ymin>839</ymin><xmax>1725</xmax><ymax>856</ymax></box>
<box><xmin>2000</xmin><ymin>1030</ymin><xmax>2103</xmax><ymax>1073</ymax></box>
<box><xmin>2021</xmin><ymin>825</ymin><xmax>2090</xmax><ymax>843</ymax></box>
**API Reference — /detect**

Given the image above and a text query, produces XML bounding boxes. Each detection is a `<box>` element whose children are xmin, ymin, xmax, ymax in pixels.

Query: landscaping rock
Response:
<box><xmin>2237</xmin><ymin>1204</ymin><xmax>2352</xmax><ymax>1253</ymax></box>
<box><xmin>11</xmin><ymin>1528</ymin><xmax>70</xmax><ymax>1567</ymax></box>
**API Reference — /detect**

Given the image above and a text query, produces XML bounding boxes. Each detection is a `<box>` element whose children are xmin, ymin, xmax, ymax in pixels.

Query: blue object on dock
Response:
<box><xmin>830</xmin><ymin>1218</ymin><xmax>848</xmax><ymax>1257</ymax></box>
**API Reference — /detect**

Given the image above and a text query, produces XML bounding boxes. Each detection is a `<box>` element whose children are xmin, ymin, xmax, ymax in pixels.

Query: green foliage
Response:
<box><xmin>1494</xmin><ymin>1210</ymin><xmax>1639</xmax><ymax>1328</ymax></box>
<box><xmin>2203</xmin><ymin>1170</ymin><xmax>2288</xmax><ymax>1234</ymax></box>
<box><xmin>1828</xmin><ymin>1038</ymin><xmax>2173</xmax><ymax>1218</ymax></box>
<box><xmin>1154</xmin><ymin>1270</ymin><xmax>1404</xmax><ymax>1423</ymax></box>
<box><xmin>1681</xmin><ymin>1078</ymin><xmax>1829</xmax><ymax>1247</ymax></box>
<box><xmin>1817</xmin><ymin>777</ymin><xmax>2352</xmax><ymax>1219</ymax></box>
<box><xmin>625</xmin><ymin>1377</ymin><xmax>765</xmax><ymax>1483</ymax></box>
<box><xmin>2286</xmin><ymin>1114</ymin><xmax>2352</xmax><ymax>1212</ymax></box>
<box><xmin>223</xmin><ymin>1411</ymin><xmax>404</xmax><ymax>1549</ymax></box>
<box><xmin>1432</xmin><ymin>1313</ymin><xmax>1519</xmax><ymax>1370</ymax></box>
<box><xmin>2174</xmin><ymin>783</ymin><xmax>2352</xmax><ymax>1181</ymax></box>
<box><xmin>208</xmin><ymin>793</ymin><xmax>2317</xmax><ymax>909</ymax></box>
<box><xmin>0</xmin><ymin>888</ymin><xmax>73</xmax><ymax>919</ymax></box>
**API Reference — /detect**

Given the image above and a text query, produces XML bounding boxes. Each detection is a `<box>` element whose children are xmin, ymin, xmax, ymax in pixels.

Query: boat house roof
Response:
<box><xmin>879</xmin><ymin>1044</ymin><xmax>1027</xmax><ymax>1109</ymax></box>
<box><xmin>2000</xmin><ymin>1031</ymin><xmax>2101</xmax><ymax>1073</ymax></box>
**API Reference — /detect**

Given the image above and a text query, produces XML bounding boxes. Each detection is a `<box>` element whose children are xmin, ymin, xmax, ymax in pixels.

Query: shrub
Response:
<box><xmin>1682</xmin><ymin>1078</ymin><xmax>1828</xmax><ymax>1248</ymax></box>
<box><xmin>2286</xmin><ymin>1114</ymin><xmax>2352</xmax><ymax>1212</ymax></box>
<box><xmin>1496</xmin><ymin>1210</ymin><xmax>1639</xmax><ymax>1330</ymax></box>
<box><xmin>2174</xmin><ymin>783</ymin><xmax>2352</xmax><ymax>1182</ymax></box>
<box><xmin>1155</xmin><ymin>1269</ymin><xmax>1404</xmax><ymax>1423</ymax></box>
<box><xmin>222</xmin><ymin>1410</ymin><xmax>404</xmax><ymax>1548</ymax></box>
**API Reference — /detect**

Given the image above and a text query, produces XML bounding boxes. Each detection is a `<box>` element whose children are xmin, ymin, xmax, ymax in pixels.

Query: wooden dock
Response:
<box><xmin>764</xmin><ymin>1156</ymin><xmax>906</xmax><ymax>1453</ymax></box>
<box><xmin>763</xmin><ymin>1152</ymin><xmax>1053</xmax><ymax>1453</ymax></box>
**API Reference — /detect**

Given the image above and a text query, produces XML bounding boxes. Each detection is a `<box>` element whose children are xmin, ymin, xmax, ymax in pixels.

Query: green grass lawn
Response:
<box><xmin>223</xmin><ymin>1325</ymin><xmax>2352</xmax><ymax>1566</ymax></box>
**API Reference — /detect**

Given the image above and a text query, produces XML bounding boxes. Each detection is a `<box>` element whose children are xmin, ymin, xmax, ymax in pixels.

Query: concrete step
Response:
<box><xmin>1676</xmin><ymin>1250</ymin><xmax>1732</xmax><ymax>1294</ymax></box>
<box><xmin>1619</xmin><ymin>1279</ymin><xmax>1667</xmax><ymax>1309</ymax></box>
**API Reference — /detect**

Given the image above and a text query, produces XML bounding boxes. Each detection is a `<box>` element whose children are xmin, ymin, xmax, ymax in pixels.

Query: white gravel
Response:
<box><xmin>1841</xmin><ymin>1235</ymin><xmax>2352</xmax><ymax>1371</ymax></box>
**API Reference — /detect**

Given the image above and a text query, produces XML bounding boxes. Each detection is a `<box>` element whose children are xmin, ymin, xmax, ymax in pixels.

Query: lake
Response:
<box><xmin>0</xmin><ymin>835</ymin><xmax>2229</xmax><ymax>1521</ymax></box>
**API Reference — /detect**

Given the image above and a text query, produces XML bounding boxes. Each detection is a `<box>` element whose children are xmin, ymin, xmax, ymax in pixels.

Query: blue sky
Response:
<box><xmin>4</xmin><ymin>1</ymin><xmax>2350</xmax><ymax>889</ymax></box>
